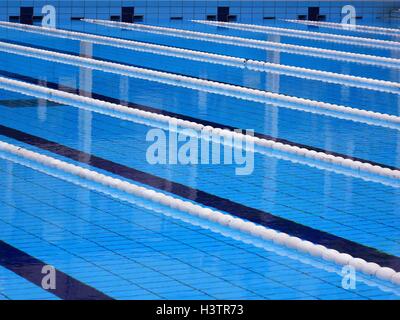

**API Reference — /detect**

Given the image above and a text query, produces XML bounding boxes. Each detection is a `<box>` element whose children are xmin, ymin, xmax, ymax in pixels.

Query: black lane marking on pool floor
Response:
<box><xmin>0</xmin><ymin>240</ymin><xmax>113</xmax><ymax>300</ymax></box>
<box><xmin>1</xmin><ymin>124</ymin><xmax>400</xmax><ymax>272</ymax></box>
<box><xmin>0</xmin><ymin>59</ymin><xmax>397</xmax><ymax>172</ymax></box>
<box><xmin>0</xmin><ymin>98</ymin><xmax>61</xmax><ymax>108</ymax></box>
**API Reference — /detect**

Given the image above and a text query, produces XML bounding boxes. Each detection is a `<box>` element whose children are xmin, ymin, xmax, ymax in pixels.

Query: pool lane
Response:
<box><xmin>0</xmin><ymin>85</ymin><xmax>399</xmax><ymax>258</ymax></box>
<box><xmin>1</xmin><ymin>37</ymin><xmax>398</xmax><ymax>117</ymax></box>
<box><xmin>0</xmin><ymin>50</ymin><xmax>399</xmax><ymax>170</ymax></box>
<box><xmin>2</xmin><ymin>21</ymin><xmax>399</xmax><ymax>83</ymax></box>
<box><xmin>0</xmin><ymin>24</ymin><xmax>398</xmax><ymax>117</ymax></box>
<box><xmin>80</xmin><ymin>19</ymin><xmax>399</xmax><ymax>60</ymax></box>
<box><xmin>0</xmin><ymin>68</ymin><xmax>397</xmax><ymax>173</ymax></box>
<box><xmin>69</xmin><ymin>20</ymin><xmax>400</xmax><ymax>80</ymax></box>
<box><xmin>3</xmin><ymin>157</ymin><xmax>397</xmax><ymax>300</ymax></box>
<box><xmin>1</xmin><ymin>122</ymin><xmax>400</xmax><ymax>271</ymax></box>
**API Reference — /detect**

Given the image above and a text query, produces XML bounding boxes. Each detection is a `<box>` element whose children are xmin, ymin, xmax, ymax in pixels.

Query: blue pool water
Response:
<box><xmin>0</xmin><ymin>18</ymin><xmax>399</xmax><ymax>300</ymax></box>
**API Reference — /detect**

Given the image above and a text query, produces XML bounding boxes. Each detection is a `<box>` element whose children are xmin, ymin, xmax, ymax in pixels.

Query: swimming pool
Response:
<box><xmin>0</xmin><ymin>16</ymin><xmax>399</xmax><ymax>300</ymax></box>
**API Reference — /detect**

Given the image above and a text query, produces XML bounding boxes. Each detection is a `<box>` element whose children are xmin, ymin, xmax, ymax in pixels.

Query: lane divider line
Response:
<box><xmin>2</xmin><ymin>123</ymin><xmax>400</xmax><ymax>272</ymax></box>
<box><xmin>285</xmin><ymin>19</ymin><xmax>400</xmax><ymax>37</ymax></box>
<box><xmin>0</xmin><ymin>140</ymin><xmax>399</xmax><ymax>286</ymax></box>
<box><xmin>0</xmin><ymin>75</ymin><xmax>400</xmax><ymax>183</ymax></box>
<box><xmin>193</xmin><ymin>20</ymin><xmax>400</xmax><ymax>51</ymax></box>
<box><xmin>0</xmin><ymin>40</ymin><xmax>399</xmax><ymax>131</ymax></box>
<box><xmin>82</xmin><ymin>19</ymin><xmax>400</xmax><ymax>69</ymax></box>
<box><xmin>5</xmin><ymin>67</ymin><xmax>399</xmax><ymax>172</ymax></box>
<box><xmin>0</xmin><ymin>85</ymin><xmax>398</xmax><ymax>190</ymax></box>
<box><xmin>0</xmin><ymin>23</ymin><xmax>398</xmax><ymax>94</ymax></box>
<box><xmin>1</xmin><ymin>144</ymin><xmax>399</xmax><ymax>295</ymax></box>
<box><xmin>0</xmin><ymin>70</ymin><xmax>398</xmax><ymax>188</ymax></box>
<box><xmin>0</xmin><ymin>239</ymin><xmax>113</xmax><ymax>300</ymax></box>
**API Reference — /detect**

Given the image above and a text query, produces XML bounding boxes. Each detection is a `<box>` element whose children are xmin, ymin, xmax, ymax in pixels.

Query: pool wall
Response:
<box><xmin>0</xmin><ymin>1</ymin><xmax>398</xmax><ymax>25</ymax></box>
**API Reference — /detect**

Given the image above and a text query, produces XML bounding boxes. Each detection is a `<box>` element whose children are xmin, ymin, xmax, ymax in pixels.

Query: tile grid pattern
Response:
<box><xmin>0</xmin><ymin>157</ymin><xmax>398</xmax><ymax>299</ymax></box>
<box><xmin>0</xmin><ymin>14</ymin><xmax>399</xmax><ymax>300</ymax></box>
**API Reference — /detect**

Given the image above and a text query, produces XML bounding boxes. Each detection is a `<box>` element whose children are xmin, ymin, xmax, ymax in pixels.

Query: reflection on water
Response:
<box><xmin>78</xmin><ymin>40</ymin><xmax>93</xmax><ymax>162</ymax></box>
<box><xmin>37</xmin><ymin>78</ymin><xmax>48</xmax><ymax>122</ymax></box>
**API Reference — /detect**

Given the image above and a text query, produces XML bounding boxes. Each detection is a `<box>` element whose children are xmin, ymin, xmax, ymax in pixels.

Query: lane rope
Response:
<box><xmin>0</xmin><ymin>141</ymin><xmax>399</xmax><ymax>286</ymax></box>
<box><xmin>82</xmin><ymin>19</ymin><xmax>400</xmax><ymax>69</ymax></box>
<box><xmin>194</xmin><ymin>20</ymin><xmax>400</xmax><ymax>51</ymax></box>
<box><xmin>0</xmin><ymin>21</ymin><xmax>398</xmax><ymax>94</ymax></box>
<box><xmin>0</xmin><ymin>75</ymin><xmax>400</xmax><ymax>183</ymax></box>
<box><xmin>0</xmin><ymin>40</ymin><xmax>399</xmax><ymax>131</ymax></box>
